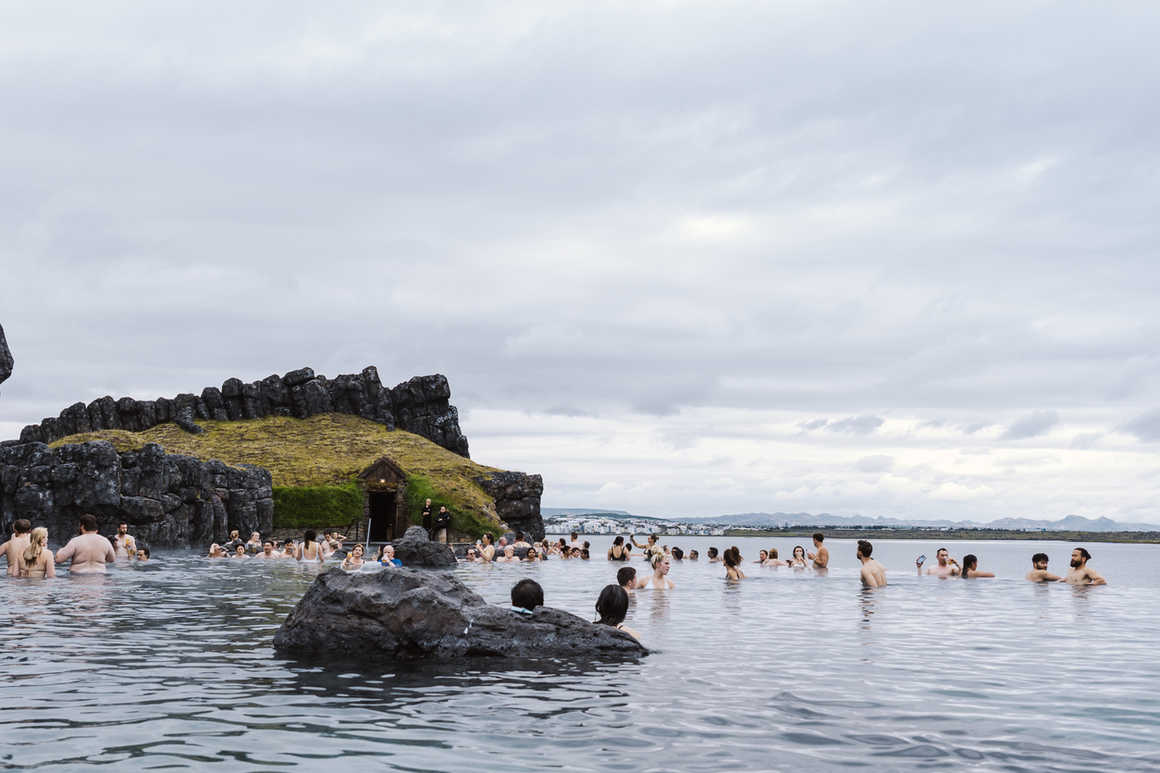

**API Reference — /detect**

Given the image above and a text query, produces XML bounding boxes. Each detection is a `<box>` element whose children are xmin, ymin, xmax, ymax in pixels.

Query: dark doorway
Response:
<box><xmin>368</xmin><ymin>491</ymin><xmax>396</xmax><ymax>542</ymax></box>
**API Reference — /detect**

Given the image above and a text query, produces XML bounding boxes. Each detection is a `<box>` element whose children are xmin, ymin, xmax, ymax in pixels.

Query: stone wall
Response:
<box><xmin>0</xmin><ymin>323</ymin><xmax>11</xmax><ymax>388</ymax></box>
<box><xmin>16</xmin><ymin>366</ymin><xmax>470</xmax><ymax>458</ymax></box>
<box><xmin>478</xmin><ymin>471</ymin><xmax>545</xmax><ymax>540</ymax></box>
<box><xmin>0</xmin><ymin>440</ymin><xmax>273</xmax><ymax>549</ymax></box>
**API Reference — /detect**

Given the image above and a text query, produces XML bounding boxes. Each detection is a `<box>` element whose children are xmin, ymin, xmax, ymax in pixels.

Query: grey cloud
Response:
<box><xmin>1002</xmin><ymin>411</ymin><xmax>1060</xmax><ymax>440</ymax></box>
<box><xmin>826</xmin><ymin>415</ymin><xmax>885</xmax><ymax>435</ymax></box>
<box><xmin>1121</xmin><ymin>411</ymin><xmax>1160</xmax><ymax>441</ymax></box>
<box><xmin>799</xmin><ymin>418</ymin><xmax>829</xmax><ymax>431</ymax></box>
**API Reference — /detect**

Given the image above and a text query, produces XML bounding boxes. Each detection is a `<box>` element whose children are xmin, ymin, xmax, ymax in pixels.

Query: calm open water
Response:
<box><xmin>2</xmin><ymin>537</ymin><xmax>1158</xmax><ymax>771</ymax></box>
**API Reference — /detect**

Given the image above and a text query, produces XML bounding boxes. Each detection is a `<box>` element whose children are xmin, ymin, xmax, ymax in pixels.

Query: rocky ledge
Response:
<box><xmin>273</xmin><ymin>567</ymin><xmax>647</xmax><ymax>661</ymax></box>
<box><xmin>0</xmin><ymin>441</ymin><xmax>273</xmax><ymax>547</ymax></box>
<box><xmin>389</xmin><ymin>525</ymin><xmax>458</xmax><ymax>567</ymax></box>
<box><xmin>0</xmin><ymin>323</ymin><xmax>11</xmax><ymax>388</ymax></box>
<box><xmin>478</xmin><ymin>471</ymin><xmax>545</xmax><ymax>540</ymax></box>
<box><xmin>18</xmin><ymin>366</ymin><xmax>470</xmax><ymax>458</ymax></box>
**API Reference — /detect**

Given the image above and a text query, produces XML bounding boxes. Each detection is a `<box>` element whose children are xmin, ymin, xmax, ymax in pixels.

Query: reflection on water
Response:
<box><xmin>1</xmin><ymin>538</ymin><xmax>1159</xmax><ymax>770</ymax></box>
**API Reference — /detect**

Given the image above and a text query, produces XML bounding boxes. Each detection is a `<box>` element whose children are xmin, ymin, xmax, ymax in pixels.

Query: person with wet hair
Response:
<box><xmin>723</xmin><ymin>546</ymin><xmax>745</xmax><ymax>581</ymax></box>
<box><xmin>788</xmin><ymin>546</ymin><xmax>808</xmax><ymax>568</ymax></box>
<box><xmin>16</xmin><ymin>527</ymin><xmax>55</xmax><ymax>578</ymax></box>
<box><xmin>595</xmin><ymin>584</ymin><xmax>640</xmax><ymax>640</ymax></box>
<box><xmin>1</xmin><ymin>518</ymin><xmax>33</xmax><ymax>577</ymax></box>
<box><xmin>232</xmin><ymin>544</ymin><xmax>248</xmax><ymax>559</ymax></box>
<box><xmin>857</xmin><ymin>540</ymin><xmax>886</xmax><ymax>588</ymax></box>
<box><xmin>476</xmin><ymin>533</ymin><xmax>496</xmax><ymax>563</ymax></box>
<box><xmin>1065</xmin><ymin>547</ymin><xmax>1107</xmax><ymax>585</ymax></box>
<box><xmin>807</xmin><ymin>532</ymin><xmax>829</xmax><ymax>570</ymax></box>
<box><xmin>608</xmin><ymin>535</ymin><xmax>630</xmax><ymax>561</ymax></box>
<box><xmin>254</xmin><ymin>540</ymin><xmax>277</xmax><ymax>560</ymax></box>
<box><xmin>640</xmin><ymin>552</ymin><xmax>675</xmax><ymax>589</ymax></box>
<box><xmin>579</xmin><ymin>548</ymin><xmax>590</xmax><ymax>560</ymax></box>
<box><xmin>298</xmin><ymin>530</ymin><xmax>323</xmax><ymax>563</ymax></box>
<box><xmin>1026</xmin><ymin>553</ymin><xmax>1061</xmax><ymax>582</ymax></box>
<box><xmin>525</xmin><ymin>547</ymin><xmax>540</xmax><ymax>562</ymax></box>
<box><xmin>341</xmin><ymin>544</ymin><xmax>365</xmax><ymax>571</ymax></box>
<box><xmin>671</xmin><ymin>546</ymin><xmax>684</xmax><ymax>560</ymax></box>
<box><xmin>707</xmin><ymin>547</ymin><xmax>720</xmax><ymax>563</ymax></box>
<box><xmin>208</xmin><ymin>543</ymin><xmax>227</xmax><ymax>559</ymax></box>
<box><xmin>617</xmin><ymin>566</ymin><xmax>638</xmax><ymax>592</ymax></box>
<box><xmin>763</xmin><ymin>548</ymin><xmax>788</xmax><ymax>567</ymax></box>
<box><xmin>960</xmin><ymin>554</ymin><xmax>995</xmax><ymax>579</ymax></box>
<box><xmin>134</xmin><ymin>545</ymin><xmax>150</xmax><ymax>562</ymax></box>
<box><xmin>55</xmin><ymin>514</ymin><xmax>116</xmax><ymax>574</ymax></box>
<box><xmin>687</xmin><ymin>549</ymin><xmax>699</xmax><ymax>561</ymax></box>
<box><xmin>510</xmin><ymin>579</ymin><xmax>544</xmax><ymax>613</ymax></box>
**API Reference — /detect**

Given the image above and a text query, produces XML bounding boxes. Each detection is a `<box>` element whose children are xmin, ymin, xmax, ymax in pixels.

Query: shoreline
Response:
<box><xmin>547</xmin><ymin>529</ymin><xmax>1160</xmax><ymax>544</ymax></box>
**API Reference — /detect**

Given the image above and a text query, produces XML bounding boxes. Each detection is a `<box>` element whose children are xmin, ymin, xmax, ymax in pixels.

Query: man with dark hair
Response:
<box><xmin>617</xmin><ymin>566</ymin><xmax>638</xmax><ymax>592</ymax></box>
<box><xmin>807</xmin><ymin>532</ymin><xmax>829</xmax><ymax>569</ymax></box>
<box><xmin>135</xmin><ymin>545</ymin><xmax>151</xmax><ymax>561</ymax></box>
<box><xmin>112</xmin><ymin>522</ymin><xmax>137</xmax><ymax>560</ymax></box>
<box><xmin>433</xmin><ymin>506</ymin><xmax>451</xmax><ymax>544</ymax></box>
<box><xmin>1026</xmin><ymin>553</ymin><xmax>1061</xmax><ymax>582</ymax></box>
<box><xmin>857</xmin><ymin>540</ymin><xmax>886</xmax><ymax>588</ymax></box>
<box><xmin>255</xmin><ymin>540</ymin><xmax>277</xmax><ymax>559</ymax></box>
<box><xmin>510</xmin><ymin>579</ymin><xmax>544</xmax><ymax>614</ymax></box>
<box><xmin>707</xmin><ymin>547</ymin><xmax>720</xmax><ymax>563</ymax></box>
<box><xmin>1065</xmin><ymin>547</ymin><xmax>1107</xmax><ymax>585</ymax></box>
<box><xmin>513</xmin><ymin>531</ymin><xmax>530</xmax><ymax>548</ymax></box>
<box><xmin>918</xmin><ymin>547</ymin><xmax>960</xmax><ymax>577</ymax></box>
<box><xmin>1</xmin><ymin>518</ymin><xmax>33</xmax><ymax>577</ymax></box>
<box><xmin>55</xmin><ymin>514</ymin><xmax>116</xmax><ymax>573</ymax></box>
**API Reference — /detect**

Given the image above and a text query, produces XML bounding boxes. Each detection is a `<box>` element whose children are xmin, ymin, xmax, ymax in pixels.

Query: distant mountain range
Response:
<box><xmin>544</xmin><ymin>508</ymin><xmax>1160</xmax><ymax>532</ymax></box>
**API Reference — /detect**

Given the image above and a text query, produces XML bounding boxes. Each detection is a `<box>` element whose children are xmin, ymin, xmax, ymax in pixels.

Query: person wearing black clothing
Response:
<box><xmin>421</xmin><ymin>498</ymin><xmax>433</xmax><ymax>539</ymax></box>
<box><xmin>433</xmin><ymin>505</ymin><xmax>451</xmax><ymax>544</ymax></box>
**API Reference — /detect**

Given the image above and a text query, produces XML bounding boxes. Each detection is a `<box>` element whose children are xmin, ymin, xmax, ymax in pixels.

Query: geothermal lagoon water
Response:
<box><xmin>2</xmin><ymin>537</ymin><xmax>1158</xmax><ymax>771</ymax></box>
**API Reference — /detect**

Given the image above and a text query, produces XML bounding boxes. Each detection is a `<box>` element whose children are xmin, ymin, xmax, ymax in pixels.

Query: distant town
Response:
<box><xmin>543</xmin><ymin>513</ymin><xmax>727</xmax><ymax>536</ymax></box>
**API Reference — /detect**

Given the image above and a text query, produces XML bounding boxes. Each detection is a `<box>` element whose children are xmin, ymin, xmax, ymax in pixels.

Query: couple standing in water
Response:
<box><xmin>2</xmin><ymin>514</ymin><xmax>120</xmax><ymax>577</ymax></box>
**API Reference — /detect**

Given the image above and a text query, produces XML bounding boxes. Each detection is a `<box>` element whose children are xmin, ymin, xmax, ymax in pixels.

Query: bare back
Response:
<box><xmin>3</xmin><ymin>534</ymin><xmax>31</xmax><ymax>577</ymax></box>
<box><xmin>55</xmin><ymin>533</ymin><xmax>116</xmax><ymax>574</ymax></box>
<box><xmin>17</xmin><ymin>549</ymin><xmax>55</xmax><ymax>578</ymax></box>
<box><xmin>861</xmin><ymin>559</ymin><xmax>887</xmax><ymax>588</ymax></box>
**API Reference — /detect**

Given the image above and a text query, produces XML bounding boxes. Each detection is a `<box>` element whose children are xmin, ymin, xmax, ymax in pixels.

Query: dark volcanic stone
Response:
<box><xmin>283</xmin><ymin>367</ymin><xmax>315</xmax><ymax>387</ymax></box>
<box><xmin>478</xmin><ymin>471</ymin><xmax>545</xmax><ymax>540</ymax></box>
<box><xmin>0</xmin><ymin>323</ymin><xmax>11</xmax><ymax>388</ymax></box>
<box><xmin>389</xmin><ymin>525</ymin><xmax>457</xmax><ymax>568</ymax></box>
<box><xmin>272</xmin><ymin>567</ymin><xmax>646</xmax><ymax>661</ymax></box>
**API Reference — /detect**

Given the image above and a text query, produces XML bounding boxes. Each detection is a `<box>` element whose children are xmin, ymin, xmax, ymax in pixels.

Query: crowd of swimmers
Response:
<box><xmin>0</xmin><ymin>515</ymin><xmax>151</xmax><ymax>577</ymax></box>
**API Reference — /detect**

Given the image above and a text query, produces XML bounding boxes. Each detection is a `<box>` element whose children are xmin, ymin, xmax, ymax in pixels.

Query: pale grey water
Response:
<box><xmin>1</xmin><ymin>537</ymin><xmax>1158</xmax><ymax>771</ymax></box>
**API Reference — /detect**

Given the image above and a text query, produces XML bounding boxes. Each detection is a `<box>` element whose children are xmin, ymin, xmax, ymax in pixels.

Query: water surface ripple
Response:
<box><xmin>1</xmin><ymin>537</ymin><xmax>1157</xmax><ymax>771</ymax></box>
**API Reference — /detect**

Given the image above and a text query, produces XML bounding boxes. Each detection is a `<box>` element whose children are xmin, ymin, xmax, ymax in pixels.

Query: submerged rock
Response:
<box><xmin>390</xmin><ymin>525</ymin><xmax>457</xmax><ymax>568</ymax></box>
<box><xmin>273</xmin><ymin>567</ymin><xmax>647</xmax><ymax>661</ymax></box>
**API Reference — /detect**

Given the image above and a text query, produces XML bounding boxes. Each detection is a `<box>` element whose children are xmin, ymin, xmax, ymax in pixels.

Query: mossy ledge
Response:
<box><xmin>48</xmin><ymin>414</ymin><xmax>536</xmax><ymax>539</ymax></box>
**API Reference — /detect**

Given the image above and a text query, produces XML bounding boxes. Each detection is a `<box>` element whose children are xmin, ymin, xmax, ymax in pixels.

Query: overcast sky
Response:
<box><xmin>2</xmin><ymin>2</ymin><xmax>1159</xmax><ymax>522</ymax></box>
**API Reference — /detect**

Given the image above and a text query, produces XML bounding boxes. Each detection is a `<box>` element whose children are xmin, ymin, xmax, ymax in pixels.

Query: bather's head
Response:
<box><xmin>511</xmin><ymin>578</ymin><xmax>543</xmax><ymax>611</ymax></box>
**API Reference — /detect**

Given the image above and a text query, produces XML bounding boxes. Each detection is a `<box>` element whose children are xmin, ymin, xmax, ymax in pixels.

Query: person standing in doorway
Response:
<box><xmin>421</xmin><ymin>498</ymin><xmax>434</xmax><ymax>539</ymax></box>
<box><xmin>434</xmin><ymin>506</ymin><xmax>451</xmax><ymax>544</ymax></box>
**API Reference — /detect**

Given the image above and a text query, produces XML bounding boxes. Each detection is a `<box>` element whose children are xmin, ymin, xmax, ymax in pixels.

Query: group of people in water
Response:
<box><xmin>0</xmin><ymin>516</ymin><xmax>150</xmax><ymax>577</ymax></box>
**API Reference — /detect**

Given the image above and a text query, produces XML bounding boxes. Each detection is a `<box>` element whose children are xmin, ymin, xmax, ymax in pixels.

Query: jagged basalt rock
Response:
<box><xmin>389</xmin><ymin>525</ymin><xmax>457</xmax><ymax>568</ymax></box>
<box><xmin>0</xmin><ymin>441</ymin><xmax>272</xmax><ymax>548</ymax></box>
<box><xmin>478</xmin><ymin>471</ymin><xmax>545</xmax><ymax>540</ymax></box>
<box><xmin>0</xmin><ymin>323</ymin><xmax>12</xmax><ymax>389</ymax></box>
<box><xmin>273</xmin><ymin>567</ymin><xmax>647</xmax><ymax>661</ymax></box>
<box><xmin>18</xmin><ymin>366</ymin><xmax>470</xmax><ymax>458</ymax></box>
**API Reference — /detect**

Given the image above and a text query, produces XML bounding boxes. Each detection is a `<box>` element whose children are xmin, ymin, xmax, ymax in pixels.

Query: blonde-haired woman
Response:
<box><xmin>639</xmin><ymin>552</ymin><xmax>675</xmax><ymax>589</ymax></box>
<box><xmin>18</xmin><ymin>527</ymin><xmax>55</xmax><ymax>578</ymax></box>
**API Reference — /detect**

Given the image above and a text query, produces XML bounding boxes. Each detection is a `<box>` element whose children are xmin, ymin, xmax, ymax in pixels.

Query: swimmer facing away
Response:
<box><xmin>857</xmin><ymin>540</ymin><xmax>886</xmax><ymax>588</ymax></box>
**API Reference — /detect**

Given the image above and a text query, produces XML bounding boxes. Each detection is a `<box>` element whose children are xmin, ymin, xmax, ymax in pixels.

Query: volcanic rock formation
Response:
<box><xmin>388</xmin><ymin>525</ymin><xmax>458</xmax><ymax>568</ymax></box>
<box><xmin>273</xmin><ymin>566</ymin><xmax>647</xmax><ymax>661</ymax></box>
<box><xmin>18</xmin><ymin>367</ymin><xmax>470</xmax><ymax>458</ymax></box>
<box><xmin>0</xmin><ymin>441</ymin><xmax>273</xmax><ymax>547</ymax></box>
<box><xmin>0</xmin><ymin>323</ymin><xmax>11</xmax><ymax>388</ymax></box>
<box><xmin>478</xmin><ymin>471</ymin><xmax>545</xmax><ymax>540</ymax></box>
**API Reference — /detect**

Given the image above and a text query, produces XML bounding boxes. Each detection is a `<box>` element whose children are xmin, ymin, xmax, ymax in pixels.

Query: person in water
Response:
<box><xmin>232</xmin><ymin>544</ymin><xmax>248</xmax><ymax>559</ymax></box>
<box><xmin>1026</xmin><ymin>553</ymin><xmax>1061</xmax><ymax>582</ymax></box>
<box><xmin>298</xmin><ymin>530</ymin><xmax>323</xmax><ymax>563</ymax></box>
<box><xmin>918</xmin><ymin>547</ymin><xmax>960</xmax><ymax>577</ymax></box>
<box><xmin>687</xmin><ymin>549</ymin><xmax>699</xmax><ymax>561</ymax></box>
<box><xmin>510</xmin><ymin>578</ymin><xmax>543</xmax><ymax>614</ymax></box>
<box><xmin>208</xmin><ymin>543</ymin><xmax>227</xmax><ymax>558</ymax></box>
<box><xmin>1</xmin><ymin>518</ymin><xmax>33</xmax><ymax>577</ymax></box>
<box><xmin>135</xmin><ymin>545</ymin><xmax>150</xmax><ymax>562</ymax></box>
<box><xmin>379</xmin><ymin>544</ymin><xmax>402</xmax><ymax>567</ymax></box>
<box><xmin>244</xmin><ymin>532</ymin><xmax>262</xmax><ymax>554</ymax></box>
<box><xmin>476</xmin><ymin>533</ymin><xmax>496</xmax><ymax>563</ymax></box>
<box><xmin>723</xmin><ymin>546</ymin><xmax>745</xmax><ymax>581</ymax></box>
<box><xmin>222</xmin><ymin>529</ymin><xmax>242</xmax><ymax>553</ymax></box>
<box><xmin>55</xmin><ymin>514</ymin><xmax>116</xmax><ymax>574</ymax></box>
<box><xmin>16</xmin><ymin>527</ymin><xmax>55</xmax><ymax>578</ymax></box>
<box><xmin>525</xmin><ymin>547</ymin><xmax>540</xmax><ymax>562</ymax></box>
<box><xmin>788</xmin><ymin>546</ymin><xmax>808</xmax><ymax>568</ymax></box>
<box><xmin>960</xmin><ymin>554</ymin><xmax>995</xmax><ymax>578</ymax></box>
<box><xmin>641</xmin><ymin>553</ymin><xmax>675</xmax><ymax>589</ymax></box>
<box><xmin>707</xmin><ymin>547</ymin><xmax>720</xmax><ymax>563</ymax></box>
<box><xmin>807</xmin><ymin>532</ymin><xmax>829</xmax><ymax>569</ymax></box>
<box><xmin>111</xmin><ymin>522</ymin><xmax>137</xmax><ymax>559</ymax></box>
<box><xmin>608</xmin><ymin>536</ymin><xmax>630</xmax><ymax>561</ymax></box>
<box><xmin>496</xmin><ymin>546</ymin><xmax>518</xmax><ymax>563</ymax></box>
<box><xmin>254</xmin><ymin>540</ymin><xmax>277</xmax><ymax>560</ymax></box>
<box><xmin>1065</xmin><ymin>547</ymin><xmax>1107</xmax><ymax>585</ymax></box>
<box><xmin>595</xmin><ymin>584</ymin><xmax>640</xmax><ymax>640</ymax></box>
<box><xmin>341</xmin><ymin>544</ymin><xmax>365</xmax><ymax>571</ymax></box>
<box><xmin>617</xmin><ymin>566</ymin><xmax>638</xmax><ymax>593</ymax></box>
<box><xmin>857</xmin><ymin>540</ymin><xmax>886</xmax><ymax>588</ymax></box>
<box><xmin>763</xmin><ymin>548</ymin><xmax>788</xmax><ymax>567</ymax></box>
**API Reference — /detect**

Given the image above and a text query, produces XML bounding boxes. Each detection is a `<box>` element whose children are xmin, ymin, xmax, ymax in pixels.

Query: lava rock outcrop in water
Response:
<box><xmin>273</xmin><ymin>567</ymin><xmax>647</xmax><ymax>661</ymax></box>
<box><xmin>0</xmin><ymin>323</ymin><xmax>12</xmax><ymax>388</ymax></box>
<box><xmin>389</xmin><ymin>525</ymin><xmax>458</xmax><ymax>568</ymax></box>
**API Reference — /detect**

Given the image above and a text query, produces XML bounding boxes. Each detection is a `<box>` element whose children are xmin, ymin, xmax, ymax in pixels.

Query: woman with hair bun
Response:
<box><xmin>639</xmin><ymin>552</ymin><xmax>674</xmax><ymax>589</ymax></box>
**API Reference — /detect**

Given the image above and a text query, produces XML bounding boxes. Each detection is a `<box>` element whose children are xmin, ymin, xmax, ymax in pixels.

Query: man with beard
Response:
<box><xmin>1064</xmin><ymin>547</ymin><xmax>1107</xmax><ymax>585</ymax></box>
